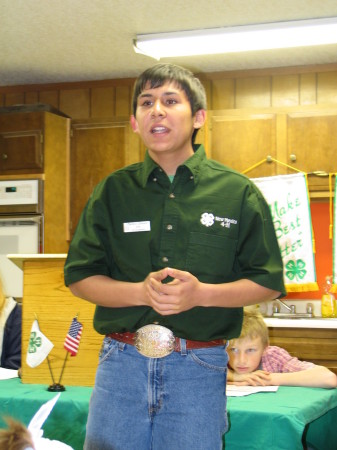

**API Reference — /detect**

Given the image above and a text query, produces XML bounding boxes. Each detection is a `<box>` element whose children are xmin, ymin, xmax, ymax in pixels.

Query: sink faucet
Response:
<box><xmin>272</xmin><ymin>300</ymin><xmax>314</xmax><ymax>318</ymax></box>
<box><xmin>273</xmin><ymin>299</ymin><xmax>296</xmax><ymax>314</ymax></box>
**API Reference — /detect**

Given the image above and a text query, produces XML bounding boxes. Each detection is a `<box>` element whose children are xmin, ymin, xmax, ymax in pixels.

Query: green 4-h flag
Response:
<box><xmin>26</xmin><ymin>320</ymin><xmax>54</xmax><ymax>368</ymax></box>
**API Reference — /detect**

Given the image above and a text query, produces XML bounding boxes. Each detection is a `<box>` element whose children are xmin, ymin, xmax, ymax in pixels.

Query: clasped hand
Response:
<box><xmin>143</xmin><ymin>267</ymin><xmax>200</xmax><ymax>315</ymax></box>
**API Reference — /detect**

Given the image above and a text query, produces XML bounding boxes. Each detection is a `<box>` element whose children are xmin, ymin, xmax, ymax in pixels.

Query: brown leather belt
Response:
<box><xmin>107</xmin><ymin>331</ymin><xmax>224</xmax><ymax>352</ymax></box>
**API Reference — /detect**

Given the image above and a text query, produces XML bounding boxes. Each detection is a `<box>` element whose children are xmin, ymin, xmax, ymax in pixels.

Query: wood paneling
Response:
<box><xmin>91</xmin><ymin>87</ymin><xmax>115</xmax><ymax>118</ymax></box>
<box><xmin>1</xmin><ymin>64</ymin><xmax>337</xmax><ymax>119</ymax></box>
<box><xmin>299</xmin><ymin>72</ymin><xmax>317</xmax><ymax>105</ymax></box>
<box><xmin>272</xmin><ymin>74</ymin><xmax>299</xmax><ymax>107</ymax></box>
<box><xmin>5</xmin><ymin>92</ymin><xmax>25</xmax><ymax>106</ymax></box>
<box><xmin>236</xmin><ymin>76</ymin><xmax>271</xmax><ymax>108</ymax></box>
<box><xmin>59</xmin><ymin>88</ymin><xmax>90</xmax><ymax>119</ymax></box>
<box><xmin>39</xmin><ymin>90</ymin><xmax>59</xmax><ymax>109</ymax></box>
<box><xmin>115</xmin><ymin>86</ymin><xmax>131</xmax><ymax>116</ymax></box>
<box><xmin>211</xmin><ymin>79</ymin><xmax>235</xmax><ymax>110</ymax></box>
<box><xmin>317</xmin><ymin>71</ymin><xmax>337</xmax><ymax>104</ymax></box>
<box><xmin>25</xmin><ymin>91</ymin><xmax>39</xmax><ymax>104</ymax></box>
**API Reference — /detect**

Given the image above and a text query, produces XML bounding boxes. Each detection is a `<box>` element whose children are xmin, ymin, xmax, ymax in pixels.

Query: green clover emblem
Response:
<box><xmin>285</xmin><ymin>259</ymin><xmax>307</xmax><ymax>281</ymax></box>
<box><xmin>28</xmin><ymin>331</ymin><xmax>42</xmax><ymax>354</ymax></box>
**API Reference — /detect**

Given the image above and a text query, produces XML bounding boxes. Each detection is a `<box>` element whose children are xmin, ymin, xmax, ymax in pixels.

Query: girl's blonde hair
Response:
<box><xmin>230</xmin><ymin>307</ymin><xmax>269</xmax><ymax>348</ymax></box>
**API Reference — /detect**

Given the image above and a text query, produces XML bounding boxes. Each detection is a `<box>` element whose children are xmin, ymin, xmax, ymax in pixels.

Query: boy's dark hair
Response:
<box><xmin>132</xmin><ymin>63</ymin><xmax>207</xmax><ymax>117</ymax></box>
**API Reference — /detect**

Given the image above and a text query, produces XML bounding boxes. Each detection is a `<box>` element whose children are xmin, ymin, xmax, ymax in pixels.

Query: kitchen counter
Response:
<box><xmin>264</xmin><ymin>317</ymin><xmax>337</xmax><ymax>329</ymax></box>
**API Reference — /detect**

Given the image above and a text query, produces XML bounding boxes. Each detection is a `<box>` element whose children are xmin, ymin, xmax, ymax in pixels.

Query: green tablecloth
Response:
<box><xmin>0</xmin><ymin>378</ymin><xmax>91</xmax><ymax>450</ymax></box>
<box><xmin>223</xmin><ymin>386</ymin><xmax>337</xmax><ymax>450</ymax></box>
<box><xmin>1</xmin><ymin>379</ymin><xmax>336</xmax><ymax>450</ymax></box>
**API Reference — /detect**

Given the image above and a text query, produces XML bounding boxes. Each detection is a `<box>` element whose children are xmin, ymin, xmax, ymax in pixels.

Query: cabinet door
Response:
<box><xmin>0</xmin><ymin>130</ymin><xmax>43</xmax><ymax>173</ymax></box>
<box><xmin>70</xmin><ymin>120</ymin><xmax>144</xmax><ymax>236</ymax></box>
<box><xmin>286</xmin><ymin>110</ymin><xmax>337</xmax><ymax>193</ymax></box>
<box><xmin>208</xmin><ymin>112</ymin><xmax>278</xmax><ymax>178</ymax></box>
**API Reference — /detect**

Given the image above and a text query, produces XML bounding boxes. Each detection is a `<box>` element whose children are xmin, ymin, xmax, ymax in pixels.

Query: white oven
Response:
<box><xmin>0</xmin><ymin>179</ymin><xmax>43</xmax><ymax>297</ymax></box>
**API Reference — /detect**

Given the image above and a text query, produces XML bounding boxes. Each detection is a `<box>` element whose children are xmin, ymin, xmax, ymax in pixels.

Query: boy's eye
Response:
<box><xmin>247</xmin><ymin>348</ymin><xmax>257</xmax><ymax>353</ymax></box>
<box><xmin>140</xmin><ymin>100</ymin><xmax>153</xmax><ymax>107</ymax></box>
<box><xmin>166</xmin><ymin>98</ymin><xmax>177</xmax><ymax>105</ymax></box>
<box><xmin>229</xmin><ymin>347</ymin><xmax>238</xmax><ymax>354</ymax></box>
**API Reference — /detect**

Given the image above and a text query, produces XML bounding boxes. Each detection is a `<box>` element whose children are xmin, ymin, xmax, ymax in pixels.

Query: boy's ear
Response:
<box><xmin>193</xmin><ymin>109</ymin><xmax>206</xmax><ymax>130</ymax></box>
<box><xmin>130</xmin><ymin>115</ymin><xmax>139</xmax><ymax>133</ymax></box>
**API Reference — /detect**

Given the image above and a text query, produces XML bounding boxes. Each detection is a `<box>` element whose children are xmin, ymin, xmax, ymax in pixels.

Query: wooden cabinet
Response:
<box><xmin>268</xmin><ymin>326</ymin><xmax>337</xmax><ymax>375</ymax></box>
<box><xmin>0</xmin><ymin>130</ymin><xmax>43</xmax><ymax>173</ymax></box>
<box><xmin>208</xmin><ymin>105</ymin><xmax>337</xmax><ymax>196</ymax></box>
<box><xmin>208</xmin><ymin>111</ymin><xmax>277</xmax><ymax>178</ymax></box>
<box><xmin>70</xmin><ymin>118</ymin><xmax>145</xmax><ymax>236</ymax></box>
<box><xmin>0</xmin><ymin>105</ymin><xmax>71</xmax><ymax>253</ymax></box>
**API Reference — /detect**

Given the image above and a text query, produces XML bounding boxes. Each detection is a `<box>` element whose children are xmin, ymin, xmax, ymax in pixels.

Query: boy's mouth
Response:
<box><xmin>151</xmin><ymin>126</ymin><xmax>168</xmax><ymax>134</ymax></box>
<box><xmin>236</xmin><ymin>366</ymin><xmax>249</xmax><ymax>373</ymax></box>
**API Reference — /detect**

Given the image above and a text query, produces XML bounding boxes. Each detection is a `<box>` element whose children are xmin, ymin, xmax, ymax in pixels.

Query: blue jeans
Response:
<box><xmin>84</xmin><ymin>337</ymin><xmax>228</xmax><ymax>450</ymax></box>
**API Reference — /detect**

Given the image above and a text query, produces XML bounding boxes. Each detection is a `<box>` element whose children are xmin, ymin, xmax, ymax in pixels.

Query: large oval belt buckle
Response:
<box><xmin>134</xmin><ymin>324</ymin><xmax>176</xmax><ymax>358</ymax></box>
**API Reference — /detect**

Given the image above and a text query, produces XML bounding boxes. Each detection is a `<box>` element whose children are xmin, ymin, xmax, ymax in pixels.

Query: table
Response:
<box><xmin>224</xmin><ymin>386</ymin><xmax>337</xmax><ymax>450</ymax></box>
<box><xmin>1</xmin><ymin>379</ymin><xmax>336</xmax><ymax>450</ymax></box>
<box><xmin>0</xmin><ymin>378</ymin><xmax>91</xmax><ymax>450</ymax></box>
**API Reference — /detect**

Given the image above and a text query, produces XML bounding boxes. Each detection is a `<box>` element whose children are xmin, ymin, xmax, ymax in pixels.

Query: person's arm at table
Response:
<box><xmin>269</xmin><ymin>365</ymin><xmax>337</xmax><ymax>389</ymax></box>
<box><xmin>227</xmin><ymin>366</ymin><xmax>337</xmax><ymax>389</ymax></box>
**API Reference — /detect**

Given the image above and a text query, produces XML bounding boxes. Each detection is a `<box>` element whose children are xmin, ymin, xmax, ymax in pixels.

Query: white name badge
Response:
<box><xmin>123</xmin><ymin>221</ymin><xmax>151</xmax><ymax>233</ymax></box>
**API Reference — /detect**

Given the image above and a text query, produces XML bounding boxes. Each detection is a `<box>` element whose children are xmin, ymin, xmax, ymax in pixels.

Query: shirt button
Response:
<box><xmin>153</xmin><ymin>177</ymin><xmax>157</xmax><ymax>182</ymax></box>
<box><xmin>166</xmin><ymin>224</ymin><xmax>173</xmax><ymax>230</ymax></box>
<box><xmin>169</xmin><ymin>193</ymin><xmax>175</xmax><ymax>199</ymax></box>
<box><xmin>190</xmin><ymin>175</ymin><xmax>194</xmax><ymax>180</ymax></box>
<box><xmin>162</xmin><ymin>256</ymin><xmax>169</xmax><ymax>263</ymax></box>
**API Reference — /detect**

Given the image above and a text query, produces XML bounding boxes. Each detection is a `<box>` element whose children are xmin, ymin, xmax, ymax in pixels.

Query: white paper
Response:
<box><xmin>226</xmin><ymin>385</ymin><xmax>279</xmax><ymax>397</ymax></box>
<box><xmin>0</xmin><ymin>367</ymin><xmax>19</xmax><ymax>379</ymax></box>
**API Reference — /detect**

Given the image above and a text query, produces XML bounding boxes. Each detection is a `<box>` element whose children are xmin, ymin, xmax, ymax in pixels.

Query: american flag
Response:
<box><xmin>64</xmin><ymin>317</ymin><xmax>83</xmax><ymax>356</ymax></box>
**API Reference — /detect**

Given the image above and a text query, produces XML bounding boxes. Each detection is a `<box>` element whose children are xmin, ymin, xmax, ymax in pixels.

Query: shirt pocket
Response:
<box><xmin>186</xmin><ymin>232</ymin><xmax>237</xmax><ymax>279</ymax></box>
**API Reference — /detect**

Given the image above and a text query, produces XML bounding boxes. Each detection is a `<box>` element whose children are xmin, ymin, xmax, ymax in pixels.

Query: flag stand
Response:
<box><xmin>47</xmin><ymin>383</ymin><xmax>65</xmax><ymax>392</ymax></box>
<box><xmin>47</xmin><ymin>316</ymin><xmax>83</xmax><ymax>391</ymax></box>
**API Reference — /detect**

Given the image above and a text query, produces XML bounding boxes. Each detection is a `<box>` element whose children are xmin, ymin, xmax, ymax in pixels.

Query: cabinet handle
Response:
<box><xmin>1</xmin><ymin>153</ymin><xmax>8</xmax><ymax>160</ymax></box>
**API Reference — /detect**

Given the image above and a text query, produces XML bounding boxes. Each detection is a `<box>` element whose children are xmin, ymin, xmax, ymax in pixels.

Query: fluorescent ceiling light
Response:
<box><xmin>134</xmin><ymin>17</ymin><xmax>337</xmax><ymax>60</ymax></box>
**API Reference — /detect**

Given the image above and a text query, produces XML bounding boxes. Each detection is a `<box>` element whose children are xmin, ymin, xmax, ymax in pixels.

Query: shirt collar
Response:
<box><xmin>140</xmin><ymin>144</ymin><xmax>206</xmax><ymax>188</ymax></box>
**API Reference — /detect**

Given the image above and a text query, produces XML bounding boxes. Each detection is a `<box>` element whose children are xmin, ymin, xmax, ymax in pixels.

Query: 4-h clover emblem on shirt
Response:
<box><xmin>200</xmin><ymin>212</ymin><xmax>215</xmax><ymax>227</ymax></box>
<box><xmin>285</xmin><ymin>259</ymin><xmax>307</xmax><ymax>282</ymax></box>
<box><xmin>28</xmin><ymin>331</ymin><xmax>42</xmax><ymax>354</ymax></box>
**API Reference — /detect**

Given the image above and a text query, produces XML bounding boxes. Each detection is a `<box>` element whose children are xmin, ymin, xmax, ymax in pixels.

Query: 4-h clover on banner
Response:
<box><xmin>252</xmin><ymin>173</ymin><xmax>318</xmax><ymax>292</ymax></box>
<box><xmin>27</xmin><ymin>319</ymin><xmax>54</xmax><ymax>368</ymax></box>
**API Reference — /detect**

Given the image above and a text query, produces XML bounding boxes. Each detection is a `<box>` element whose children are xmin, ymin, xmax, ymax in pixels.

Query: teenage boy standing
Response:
<box><xmin>64</xmin><ymin>63</ymin><xmax>286</xmax><ymax>450</ymax></box>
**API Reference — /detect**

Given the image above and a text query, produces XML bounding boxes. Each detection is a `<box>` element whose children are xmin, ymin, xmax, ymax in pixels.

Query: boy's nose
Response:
<box><xmin>237</xmin><ymin>352</ymin><xmax>246</xmax><ymax>364</ymax></box>
<box><xmin>152</xmin><ymin>100</ymin><xmax>164</xmax><ymax>116</ymax></box>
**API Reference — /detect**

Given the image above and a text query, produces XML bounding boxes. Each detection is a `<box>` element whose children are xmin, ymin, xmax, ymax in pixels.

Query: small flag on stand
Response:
<box><xmin>26</xmin><ymin>320</ymin><xmax>54</xmax><ymax>368</ymax></box>
<box><xmin>64</xmin><ymin>317</ymin><xmax>83</xmax><ymax>356</ymax></box>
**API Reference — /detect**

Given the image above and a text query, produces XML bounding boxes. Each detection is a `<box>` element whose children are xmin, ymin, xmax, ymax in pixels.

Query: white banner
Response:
<box><xmin>252</xmin><ymin>173</ymin><xmax>318</xmax><ymax>292</ymax></box>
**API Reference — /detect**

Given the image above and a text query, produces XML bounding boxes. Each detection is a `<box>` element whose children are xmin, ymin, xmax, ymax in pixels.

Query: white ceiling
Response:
<box><xmin>2</xmin><ymin>0</ymin><xmax>337</xmax><ymax>87</ymax></box>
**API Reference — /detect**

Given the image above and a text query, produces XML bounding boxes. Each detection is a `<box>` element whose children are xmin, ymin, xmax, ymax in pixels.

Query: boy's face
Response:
<box><xmin>130</xmin><ymin>81</ymin><xmax>205</xmax><ymax>164</ymax></box>
<box><xmin>228</xmin><ymin>336</ymin><xmax>265</xmax><ymax>374</ymax></box>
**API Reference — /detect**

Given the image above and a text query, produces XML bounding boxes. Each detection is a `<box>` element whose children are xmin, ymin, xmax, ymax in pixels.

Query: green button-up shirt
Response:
<box><xmin>64</xmin><ymin>145</ymin><xmax>285</xmax><ymax>340</ymax></box>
